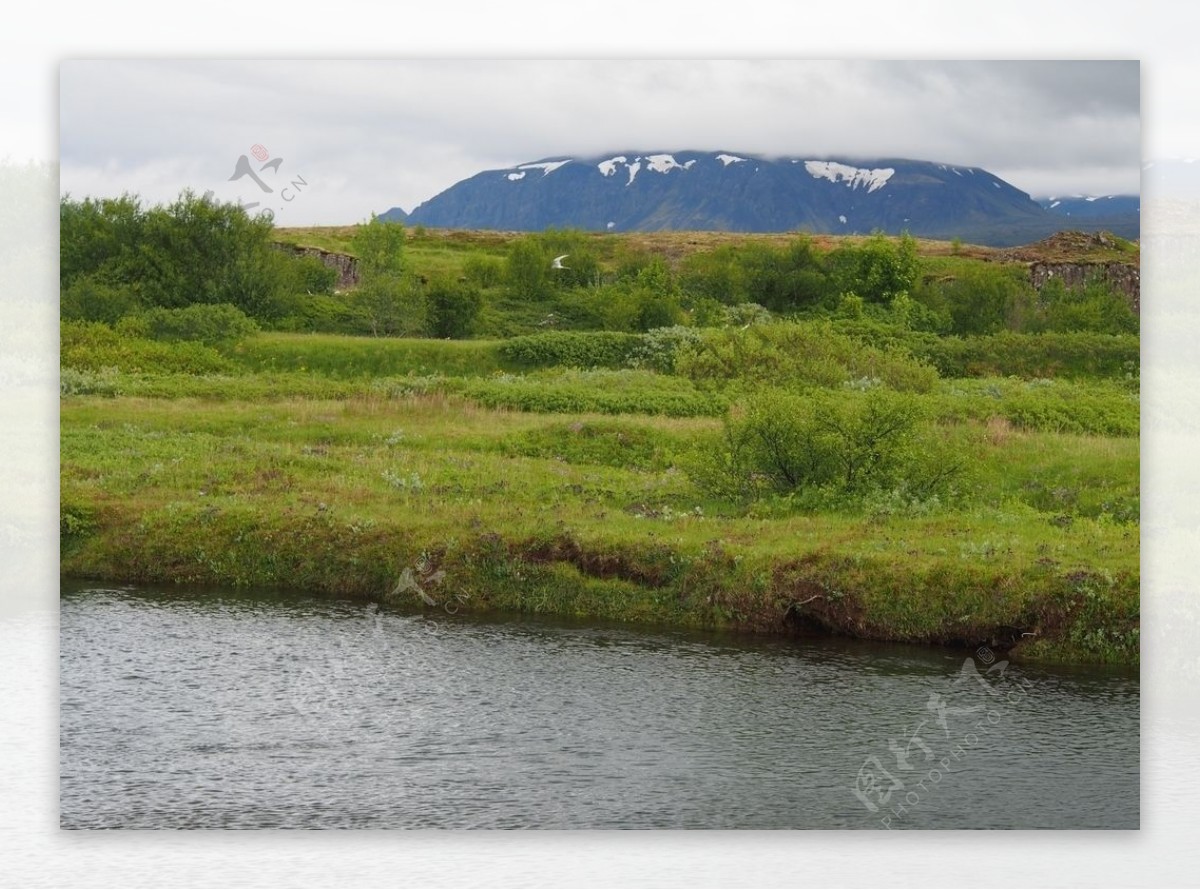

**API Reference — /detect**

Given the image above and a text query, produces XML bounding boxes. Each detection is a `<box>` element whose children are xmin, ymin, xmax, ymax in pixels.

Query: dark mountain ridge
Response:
<box><xmin>380</xmin><ymin>151</ymin><xmax>1139</xmax><ymax>247</ymax></box>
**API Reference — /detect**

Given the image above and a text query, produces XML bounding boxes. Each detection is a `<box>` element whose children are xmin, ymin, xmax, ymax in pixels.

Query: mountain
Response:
<box><xmin>378</xmin><ymin>206</ymin><xmax>408</xmax><ymax>223</ymax></box>
<box><xmin>1038</xmin><ymin>194</ymin><xmax>1140</xmax><ymax>219</ymax></box>
<box><xmin>394</xmin><ymin>151</ymin><xmax>1140</xmax><ymax>246</ymax></box>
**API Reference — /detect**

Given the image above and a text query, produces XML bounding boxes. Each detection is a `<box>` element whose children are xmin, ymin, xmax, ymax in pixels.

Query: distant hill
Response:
<box><xmin>1031</xmin><ymin>195</ymin><xmax>1140</xmax><ymax>244</ymax></box>
<box><xmin>389</xmin><ymin>151</ymin><xmax>1140</xmax><ymax>247</ymax></box>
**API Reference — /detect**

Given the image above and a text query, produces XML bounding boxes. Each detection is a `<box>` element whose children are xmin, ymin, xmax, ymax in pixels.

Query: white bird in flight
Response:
<box><xmin>551</xmin><ymin>254</ymin><xmax>569</xmax><ymax>270</ymax></box>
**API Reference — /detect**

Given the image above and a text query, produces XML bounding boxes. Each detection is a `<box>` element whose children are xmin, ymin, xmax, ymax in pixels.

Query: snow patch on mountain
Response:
<box><xmin>505</xmin><ymin>172</ymin><xmax>526</xmax><ymax>181</ymax></box>
<box><xmin>646</xmin><ymin>153</ymin><xmax>686</xmax><ymax>174</ymax></box>
<box><xmin>626</xmin><ymin>159</ymin><xmax>642</xmax><ymax>186</ymax></box>
<box><xmin>804</xmin><ymin>161</ymin><xmax>894</xmax><ymax>192</ymax></box>
<box><xmin>598</xmin><ymin>156</ymin><xmax>627</xmax><ymax>177</ymax></box>
<box><xmin>716</xmin><ymin>154</ymin><xmax>746</xmax><ymax>166</ymax></box>
<box><xmin>518</xmin><ymin>160</ymin><xmax>571</xmax><ymax>176</ymax></box>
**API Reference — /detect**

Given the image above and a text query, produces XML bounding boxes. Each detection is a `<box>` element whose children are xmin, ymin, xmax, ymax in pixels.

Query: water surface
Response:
<box><xmin>60</xmin><ymin>583</ymin><xmax>1138</xmax><ymax>829</ymax></box>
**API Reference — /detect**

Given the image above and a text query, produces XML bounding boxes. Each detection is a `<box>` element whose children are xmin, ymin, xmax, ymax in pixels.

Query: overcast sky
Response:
<box><xmin>58</xmin><ymin>60</ymin><xmax>1141</xmax><ymax>226</ymax></box>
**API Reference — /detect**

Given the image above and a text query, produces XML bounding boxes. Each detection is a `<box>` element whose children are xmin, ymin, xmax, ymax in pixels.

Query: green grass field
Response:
<box><xmin>59</xmin><ymin>220</ymin><xmax>1140</xmax><ymax>664</ymax></box>
<box><xmin>60</xmin><ymin>331</ymin><xmax>1139</xmax><ymax>664</ymax></box>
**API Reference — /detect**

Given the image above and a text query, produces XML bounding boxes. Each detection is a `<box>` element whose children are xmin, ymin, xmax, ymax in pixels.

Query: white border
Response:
<box><xmin>4</xmin><ymin>3</ymin><xmax>1196</xmax><ymax>886</ymax></box>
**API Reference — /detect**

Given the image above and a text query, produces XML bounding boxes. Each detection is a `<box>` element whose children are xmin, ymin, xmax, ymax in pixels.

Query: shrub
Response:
<box><xmin>938</xmin><ymin>263</ymin><xmax>1033</xmax><ymax>335</ymax></box>
<box><xmin>60</xmin><ymin>274</ymin><xmax>142</xmax><ymax>324</ymax></box>
<box><xmin>504</xmin><ymin>235</ymin><xmax>556</xmax><ymax>301</ymax></box>
<box><xmin>928</xmin><ymin>378</ymin><xmax>1138</xmax><ymax>436</ymax></box>
<box><xmin>60</xmin><ymin>191</ymin><xmax>320</xmax><ymax>323</ymax></box>
<box><xmin>60</xmin><ymin>365</ymin><xmax>122</xmax><ymax>397</ymax></box>
<box><xmin>499</xmin><ymin>331</ymin><xmax>643</xmax><ymax>369</ymax></box>
<box><xmin>829</xmin><ymin>322</ymin><xmax>1138</xmax><ymax>381</ymax></box>
<box><xmin>452</xmin><ymin>369</ymin><xmax>724</xmax><ymax>417</ymax></box>
<box><xmin>688</xmin><ymin>388</ymin><xmax>962</xmax><ymax>506</ymax></box>
<box><xmin>463</xmin><ymin>254</ymin><xmax>504</xmax><ymax>289</ymax></box>
<box><xmin>826</xmin><ymin>232</ymin><xmax>920</xmax><ymax>305</ymax></box>
<box><xmin>60</xmin><ymin>320</ymin><xmax>234</xmax><ymax>375</ymax></box>
<box><xmin>135</xmin><ymin>303</ymin><xmax>260</xmax><ymax>346</ymax></box>
<box><xmin>627</xmin><ymin>326</ymin><xmax>705</xmax><ymax>373</ymax></box>
<box><xmin>427</xmin><ymin>277</ymin><xmax>483</xmax><ymax>339</ymax></box>
<box><xmin>676</xmin><ymin>321</ymin><xmax>939</xmax><ymax>393</ymax></box>
<box><xmin>1032</xmin><ymin>279</ymin><xmax>1139</xmax><ymax>335</ymax></box>
<box><xmin>918</xmin><ymin>331</ymin><xmax>1139</xmax><ymax>380</ymax></box>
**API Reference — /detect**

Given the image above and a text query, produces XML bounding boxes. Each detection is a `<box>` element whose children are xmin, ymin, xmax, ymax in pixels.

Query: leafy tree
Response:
<box><xmin>59</xmin><ymin>190</ymin><xmax>317</xmax><ymax>324</ymax></box>
<box><xmin>350</xmin><ymin>215</ymin><xmax>423</xmax><ymax>336</ymax></box>
<box><xmin>941</xmin><ymin>264</ymin><xmax>1032</xmax><ymax>335</ymax></box>
<box><xmin>827</xmin><ymin>231</ymin><xmax>920</xmax><ymax>305</ymax></box>
<box><xmin>504</xmin><ymin>236</ymin><xmax>555</xmax><ymax>301</ymax></box>
<box><xmin>427</xmin><ymin>276</ymin><xmax>483</xmax><ymax>338</ymax></box>
<box><xmin>352</xmin><ymin>213</ymin><xmax>406</xmax><ymax>281</ymax></box>
<box><xmin>539</xmin><ymin>229</ymin><xmax>601</xmax><ymax>289</ymax></box>
<box><xmin>679</xmin><ymin>246</ymin><xmax>743</xmax><ymax>304</ymax></box>
<box><xmin>463</xmin><ymin>254</ymin><xmax>504</xmax><ymax>289</ymax></box>
<box><xmin>60</xmin><ymin>274</ymin><xmax>141</xmax><ymax>324</ymax></box>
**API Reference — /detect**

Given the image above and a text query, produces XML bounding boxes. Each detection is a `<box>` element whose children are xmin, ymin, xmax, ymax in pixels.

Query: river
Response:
<box><xmin>60</xmin><ymin>583</ymin><xmax>1138</xmax><ymax>829</ymax></box>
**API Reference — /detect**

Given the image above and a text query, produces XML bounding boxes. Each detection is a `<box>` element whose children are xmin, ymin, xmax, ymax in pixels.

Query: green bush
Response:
<box><xmin>826</xmin><ymin>232</ymin><xmax>920</xmax><ymax>305</ymax></box>
<box><xmin>929</xmin><ymin>378</ymin><xmax>1138</xmax><ymax>436</ymax></box>
<box><xmin>937</xmin><ymin>263</ymin><xmax>1033</xmax><ymax>334</ymax></box>
<box><xmin>453</xmin><ymin>369</ymin><xmax>724</xmax><ymax>417</ymax></box>
<box><xmin>829</xmin><ymin>322</ymin><xmax>1138</xmax><ymax>381</ymax></box>
<box><xmin>627</xmin><ymin>326</ymin><xmax>705</xmax><ymax>373</ymax></box>
<box><xmin>676</xmin><ymin>321</ymin><xmax>939</xmax><ymax>393</ymax></box>
<box><xmin>60</xmin><ymin>191</ymin><xmax>323</xmax><ymax>323</ymax></box>
<box><xmin>688</xmin><ymin>388</ymin><xmax>962</xmax><ymax>506</ymax></box>
<box><xmin>1032</xmin><ymin>279</ymin><xmax>1139</xmax><ymax>335</ymax></box>
<box><xmin>499</xmin><ymin>331</ymin><xmax>644</xmax><ymax>369</ymax></box>
<box><xmin>427</xmin><ymin>277</ymin><xmax>483</xmax><ymax>339</ymax></box>
<box><xmin>60</xmin><ymin>274</ymin><xmax>142</xmax><ymax>324</ymax></box>
<box><xmin>232</xmin><ymin>332</ymin><xmax>504</xmax><ymax>378</ymax></box>
<box><xmin>918</xmin><ymin>331</ymin><xmax>1139</xmax><ymax>379</ymax></box>
<box><xmin>60</xmin><ymin>320</ymin><xmax>234</xmax><ymax>375</ymax></box>
<box><xmin>60</xmin><ymin>365</ymin><xmax>123</xmax><ymax>397</ymax></box>
<box><xmin>504</xmin><ymin>236</ymin><xmax>557</xmax><ymax>301</ymax></box>
<box><xmin>135</xmin><ymin>303</ymin><xmax>260</xmax><ymax>346</ymax></box>
<box><xmin>272</xmin><ymin>293</ymin><xmax>365</xmax><ymax>334</ymax></box>
<box><xmin>463</xmin><ymin>254</ymin><xmax>504</xmax><ymax>289</ymax></box>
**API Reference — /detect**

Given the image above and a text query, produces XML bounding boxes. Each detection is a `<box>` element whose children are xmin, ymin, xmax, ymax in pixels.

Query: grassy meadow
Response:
<box><xmin>60</xmin><ymin>201</ymin><xmax>1140</xmax><ymax>663</ymax></box>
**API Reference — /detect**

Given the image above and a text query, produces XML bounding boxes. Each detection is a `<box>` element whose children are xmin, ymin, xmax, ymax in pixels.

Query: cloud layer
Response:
<box><xmin>60</xmin><ymin>60</ymin><xmax>1141</xmax><ymax>225</ymax></box>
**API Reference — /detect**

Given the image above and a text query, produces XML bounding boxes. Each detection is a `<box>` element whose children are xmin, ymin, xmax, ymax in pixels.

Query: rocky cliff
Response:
<box><xmin>1029</xmin><ymin>261</ymin><xmax>1140</xmax><ymax>313</ymax></box>
<box><xmin>277</xmin><ymin>244</ymin><xmax>359</xmax><ymax>289</ymax></box>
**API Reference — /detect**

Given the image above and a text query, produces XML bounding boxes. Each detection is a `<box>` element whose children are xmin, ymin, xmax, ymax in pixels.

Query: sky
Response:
<box><xmin>58</xmin><ymin>60</ymin><xmax>1142</xmax><ymax>226</ymax></box>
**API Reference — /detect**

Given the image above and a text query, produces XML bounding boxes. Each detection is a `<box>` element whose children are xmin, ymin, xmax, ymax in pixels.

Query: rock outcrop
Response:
<box><xmin>999</xmin><ymin>231</ymin><xmax>1140</xmax><ymax>313</ymax></box>
<box><xmin>1030</xmin><ymin>261</ymin><xmax>1141</xmax><ymax>313</ymax></box>
<box><xmin>275</xmin><ymin>244</ymin><xmax>359</xmax><ymax>289</ymax></box>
